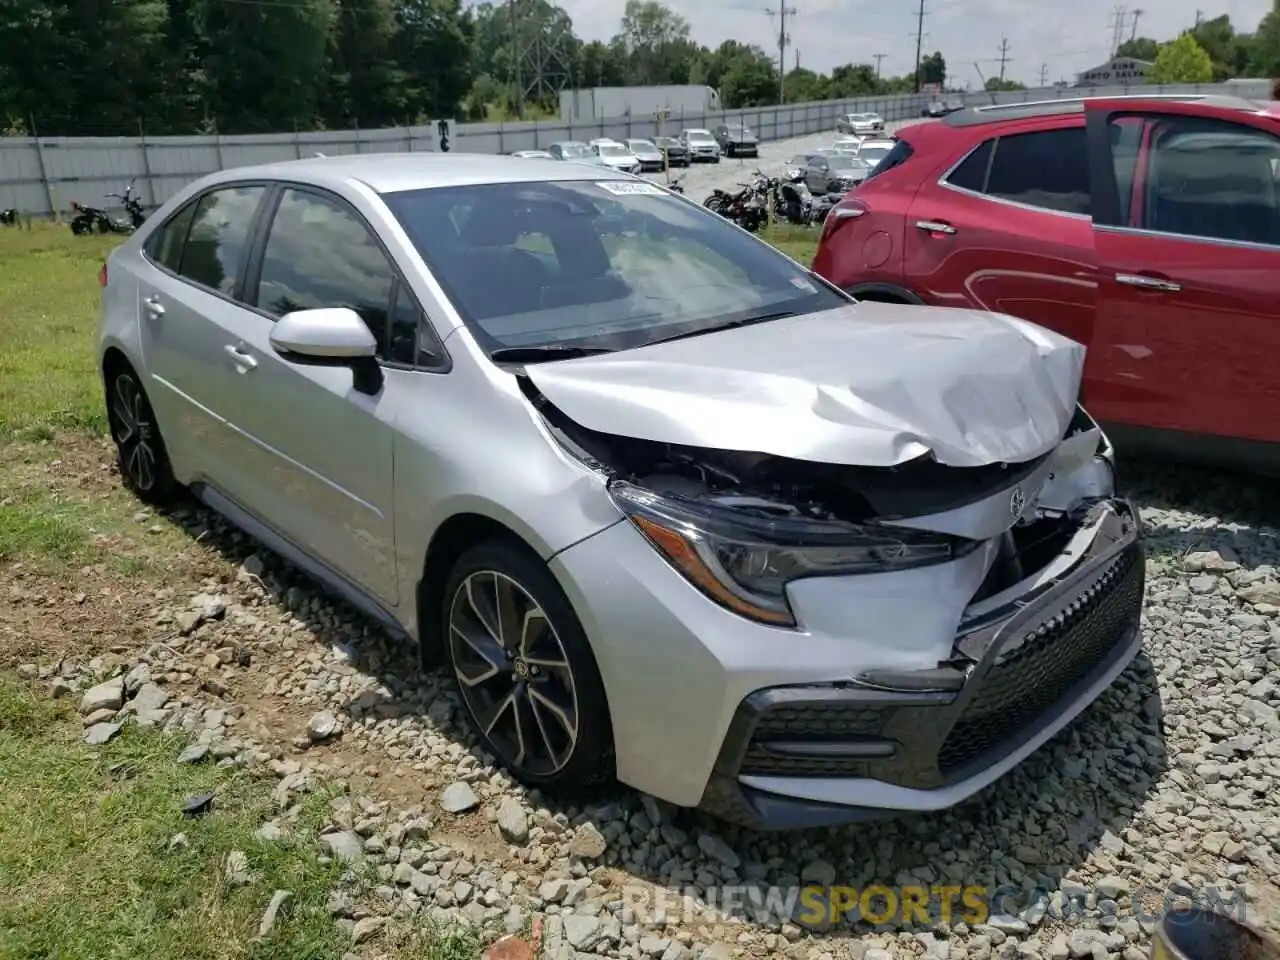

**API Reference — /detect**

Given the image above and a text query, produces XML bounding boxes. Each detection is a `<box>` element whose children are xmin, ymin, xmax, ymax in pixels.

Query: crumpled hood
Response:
<box><xmin>523</xmin><ymin>304</ymin><xmax>1085</xmax><ymax>468</ymax></box>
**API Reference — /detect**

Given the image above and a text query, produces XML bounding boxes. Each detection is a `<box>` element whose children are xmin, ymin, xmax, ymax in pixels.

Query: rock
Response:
<box><xmin>79</xmin><ymin>677</ymin><xmax>124</xmax><ymax>715</ymax></box>
<box><xmin>319</xmin><ymin>831</ymin><xmax>364</xmax><ymax>864</ymax></box>
<box><xmin>440</xmin><ymin>781</ymin><xmax>479</xmax><ymax>813</ymax></box>
<box><xmin>307</xmin><ymin>710</ymin><xmax>340</xmax><ymax>743</ymax></box>
<box><xmin>569</xmin><ymin>822</ymin><xmax>608</xmax><ymax>859</ymax></box>
<box><xmin>225</xmin><ymin>849</ymin><xmax>254</xmax><ymax>886</ymax></box>
<box><xmin>496</xmin><ymin>797</ymin><xmax>529</xmax><ymax>844</ymax></box>
<box><xmin>350</xmin><ymin>917</ymin><xmax>385</xmax><ymax>944</ymax></box>
<box><xmin>697</xmin><ymin>832</ymin><xmax>740</xmax><ymax>870</ymax></box>
<box><xmin>84</xmin><ymin>722</ymin><xmax>122</xmax><ymax>745</ymax></box>
<box><xmin>564</xmin><ymin>915</ymin><xmax>604</xmax><ymax>950</ymax></box>
<box><xmin>178</xmin><ymin>744</ymin><xmax>209</xmax><ymax>764</ymax></box>
<box><xmin>256</xmin><ymin>889</ymin><xmax>293</xmax><ymax>940</ymax></box>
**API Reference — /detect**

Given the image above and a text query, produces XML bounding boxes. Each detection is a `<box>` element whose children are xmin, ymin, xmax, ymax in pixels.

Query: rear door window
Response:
<box><xmin>944</xmin><ymin>140</ymin><xmax>994</xmax><ymax>193</ymax></box>
<box><xmin>983</xmin><ymin>127</ymin><xmax>1091</xmax><ymax>215</ymax></box>
<box><xmin>147</xmin><ymin>200</ymin><xmax>198</xmax><ymax>272</ymax></box>
<box><xmin>178</xmin><ymin>185</ymin><xmax>267</xmax><ymax>295</ymax></box>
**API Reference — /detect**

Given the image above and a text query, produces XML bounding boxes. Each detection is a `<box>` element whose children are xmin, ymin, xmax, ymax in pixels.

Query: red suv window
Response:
<box><xmin>943</xmin><ymin>127</ymin><xmax>1091</xmax><ymax>216</ymax></box>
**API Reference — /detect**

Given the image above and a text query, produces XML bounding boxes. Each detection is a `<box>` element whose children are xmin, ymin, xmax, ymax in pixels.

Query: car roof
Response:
<box><xmin>191</xmin><ymin>152</ymin><xmax>626</xmax><ymax>195</ymax></box>
<box><xmin>940</xmin><ymin>93</ymin><xmax>1266</xmax><ymax>127</ymax></box>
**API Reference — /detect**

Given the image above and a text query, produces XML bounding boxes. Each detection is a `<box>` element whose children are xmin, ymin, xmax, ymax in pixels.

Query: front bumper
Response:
<box><xmin>702</xmin><ymin>500</ymin><xmax>1144</xmax><ymax>829</ymax></box>
<box><xmin>689</xmin><ymin>145</ymin><xmax>720</xmax><ymax>160</ymax></box>
<box><xmin>551</xmin><ymin>496</ymin><xmax>1144</xmax><ymax>828</ymax></box>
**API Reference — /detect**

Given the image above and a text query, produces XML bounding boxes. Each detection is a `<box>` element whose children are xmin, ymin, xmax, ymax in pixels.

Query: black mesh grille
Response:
<box><xmin>938</xmin><ymin>544</ymin><xmax>1144</xmax><ymax>774</ymax></box>
<box><xmin>739</xmin><ymin>704</ymin><xmax>888</xmax><ymax>776</ymax></box>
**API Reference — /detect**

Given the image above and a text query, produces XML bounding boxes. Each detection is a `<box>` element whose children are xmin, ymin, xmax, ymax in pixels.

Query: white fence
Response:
<box><xmin>0</xmin><ymin>82</ymin><xmax>1250</xmax><ymax>218</ymax></box>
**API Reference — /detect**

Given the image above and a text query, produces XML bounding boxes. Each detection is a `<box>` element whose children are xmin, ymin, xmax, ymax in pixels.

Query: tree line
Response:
<box><xmin>0</xmin><ymin>0</ymin><xmax>1274</xmax><ymax>139</ymax></box>
<box><xmin>0</xmin><ymin>0</ymin><xmax>944</xmax><ymax>137</ymax></box>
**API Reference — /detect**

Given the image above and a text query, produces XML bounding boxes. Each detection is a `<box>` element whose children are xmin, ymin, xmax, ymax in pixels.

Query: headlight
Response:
<box><xmin>609</xmin><ymin>481</ymin><xmax>976</xmax><ymax>627</ymax></box>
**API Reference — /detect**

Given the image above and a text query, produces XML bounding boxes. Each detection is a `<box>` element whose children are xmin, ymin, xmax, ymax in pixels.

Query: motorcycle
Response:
<box><xmin>0</xmin><ymin>208</ymin><xmax>17</xmax><ymax>226</ymax></box>
<box><xmin>71</xmin><ymin>179</ymin><xmax>147</xmax><ymax>235</ymax></box>
<box><xmin>775</xmin><ymin>171</ymin><xmax>841</xmax><ymax>226</ymax></box>
<box><xmin>704</xmin><ymin>170</ymin><xmax>774</xmax><ymax>232</ymax></box>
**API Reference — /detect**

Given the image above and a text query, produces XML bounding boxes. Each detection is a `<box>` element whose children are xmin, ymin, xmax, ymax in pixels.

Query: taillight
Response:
<box><xmin>98</xmin><ymin>262</ymin><xmax>108</xmax><ymax>288</ymax></box>
<box><xmin>820</xmin><ymin>200</ymin><xmax>867</xmax><ymax>242</ymax></box>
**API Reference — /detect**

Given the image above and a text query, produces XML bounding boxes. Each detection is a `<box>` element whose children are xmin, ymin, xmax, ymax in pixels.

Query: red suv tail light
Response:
<box><xmin>98</xmin><ymin>262</ymin><xmax>108</xmax><ymax>288</ymax></box>
<box><xmin>820</xmin><ymin>199</ymin><xmax>868</xmax><ymax>242</ymax></box>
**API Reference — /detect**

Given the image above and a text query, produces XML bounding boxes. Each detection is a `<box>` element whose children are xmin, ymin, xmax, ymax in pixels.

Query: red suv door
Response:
<box><xmin>1084</xmin><ymin>99</ymin><xmax>1280</xmax><ymax>455</ymax></box>
<box><xmin>901</xmin><ymin>119</ymin><xmax>1098</xmax><ymax>349</ymax></box>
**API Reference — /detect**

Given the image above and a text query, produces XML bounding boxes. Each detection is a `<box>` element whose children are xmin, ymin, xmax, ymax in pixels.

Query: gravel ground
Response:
<box><xmin>639</xmin><ymin>123</ymin><xmax>914</xmax><ymax>203</ymax></box>
<box><xmin>11</xmin><ymin>439</ymin><xmax>1280</xmax><ymax>960</ymax></box>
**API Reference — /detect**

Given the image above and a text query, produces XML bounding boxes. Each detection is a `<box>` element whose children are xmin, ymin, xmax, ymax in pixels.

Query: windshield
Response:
<box><xmin>599</xmin><ymin>145</ymin><xmax>629</xmax><ymax>157</ymax></box>
<box><xmin>686</xmin><ymin>130</ymin><xmax>712</xmax><ymax>140</ymax></box>
<box><xmin>828</xmin><ymin>154</ymin><xmax>863</xmax><ymax>170</ymax></box>
<box><xmin>858</xmin><ymin>145</ymin><xmax>892</xmax><ymax>164</ymax></box>
<box><xmin>559</xmin><ymin>143</ymin><xmax>591</xmax><ymax>158</ymax></box>
<box><xmin>383</xmin><ymin>180</ymin><xmax>846</xmax><ymax>354</ymax></box>
<box><xmin>628</xmin><ymin>140</ymin><xmax>654</xmax><ymax>150</ymax></box>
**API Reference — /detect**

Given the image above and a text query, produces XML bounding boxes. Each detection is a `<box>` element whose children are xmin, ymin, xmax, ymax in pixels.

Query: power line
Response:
<box><xmin>764</xmin><ymin>1</ymin><xmax>798</xmax><ymax>102</ymax></box>
<box><xmin>997</xmin><ymin>36</ymin><xmax>1011</xmax><ymax>82</ymax></box>
<box><xmin>911</xmin><ymin>0</ymin><xmax>927</xmax><ymax>92</ymax></box>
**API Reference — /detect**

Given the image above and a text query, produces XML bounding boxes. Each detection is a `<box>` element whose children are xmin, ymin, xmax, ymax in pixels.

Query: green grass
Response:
<box><xmin>759</xmin><ymin>222</ymin><xmax>820</xmax><ymax>265</ymax></box>
<box><xmin>0</xmin><ymin>223</ymin><xmax>120</xmax><ymax>440</ymax></box>
<box><xmin>0</xmin><ymin>674</ymin><xmax>483</xmax><ymax>959</ymax></box>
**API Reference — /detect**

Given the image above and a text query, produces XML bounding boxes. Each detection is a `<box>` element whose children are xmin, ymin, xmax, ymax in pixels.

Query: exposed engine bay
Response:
<box><xmin>520</xmin><ymin>377</ymin><xmax>1106</xmax><ymax>526</ymax></box>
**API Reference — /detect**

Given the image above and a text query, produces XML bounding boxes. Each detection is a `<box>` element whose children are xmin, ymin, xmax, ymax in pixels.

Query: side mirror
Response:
<box><xmin>270</xmin><ymin>307</ymin><xmax>382</xmax><ymax>394</ymax></box>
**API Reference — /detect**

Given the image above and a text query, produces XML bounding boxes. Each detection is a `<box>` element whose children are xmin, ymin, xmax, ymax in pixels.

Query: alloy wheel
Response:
<box><xmin>110</xmin><ymin>373</ymin><xmax>158</xmax><ymax>492</ymax></box>
<box><xmin>447</xmin><ymin>570</ymin><xmax>579</xmax><ymax>777</ymax></box>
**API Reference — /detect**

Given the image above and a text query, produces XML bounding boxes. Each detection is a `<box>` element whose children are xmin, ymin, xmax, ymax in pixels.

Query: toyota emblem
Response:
<box><xmin>1009</xmin><ymin>487</ymin><xmax>1027</xmax><ymax>518</ymax></box>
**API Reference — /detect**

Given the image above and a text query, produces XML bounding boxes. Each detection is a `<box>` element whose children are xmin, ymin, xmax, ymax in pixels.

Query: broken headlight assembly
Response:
<box><xmin>609</xmin><ymin>481</ymin><xmax>980</xmax><ymax>627</ymax></box>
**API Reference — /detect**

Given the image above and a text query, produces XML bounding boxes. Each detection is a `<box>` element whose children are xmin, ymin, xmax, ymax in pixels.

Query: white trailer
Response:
<box><xmin>559</xmin><ymin>85</ymin><xmax>722</xmax><ymax>122</ymax></box>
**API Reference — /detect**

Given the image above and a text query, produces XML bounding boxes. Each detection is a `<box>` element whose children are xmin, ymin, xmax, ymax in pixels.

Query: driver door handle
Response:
<box><xmin>224</xmin><ymin>344</ymin><xmax>258</xmax><ymax>372</ymax></box>
<box><xmin>915</xmin><ymin>219</ymin><xmax>957</xmax><ymax>235</ymax></box>
<box><xmin>143</xmin><ymin>295</ymin><xmax>165</xmax><ymax>319</ymax></box>
<box><xmin>1115</xmin><ymin>272</ymin><xmax>1181</xmax><ymax>293</ymax></box>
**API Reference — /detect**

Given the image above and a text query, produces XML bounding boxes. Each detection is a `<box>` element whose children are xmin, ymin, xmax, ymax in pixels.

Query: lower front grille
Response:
<box><xmin>739</xmin><ymin>703</ymin><xmax>888</xmax><ymax>777</ymax></box>
<box><xmin>938</xmin><ymin>544</ymin><xmax>1144</xmax><ymax>774</ymax></box>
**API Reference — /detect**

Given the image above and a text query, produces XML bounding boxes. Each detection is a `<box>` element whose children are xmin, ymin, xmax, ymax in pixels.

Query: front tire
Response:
<box><xmin>443</xmin><ymin>540</ymin><xmax>613</xmax><ymax>791</ymax></box>
<box><xmin>105</xmin><ymin>363</ymin><xmax>178</xmax><ymax>506</ymax></box>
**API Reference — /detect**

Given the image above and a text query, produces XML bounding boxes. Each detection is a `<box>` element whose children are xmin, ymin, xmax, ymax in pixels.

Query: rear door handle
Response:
<box><xmin>223</xmin><ymin>344</ymin><xmax>258</xmax><ymax>372</ymax></box>
<box><xmin>915</xmin><ymin>219</ymin><xmax>957</xmax><ymax>235</ymax></box>
<box><xmin>143</xmin><ymin>295</ymin><xmax>165</xmax><ymax>318</ymax></box>
<box><xmin>1115</xmin><ymin>272</ymin><xmax>1181</xmax><ymax>293</ymax></box>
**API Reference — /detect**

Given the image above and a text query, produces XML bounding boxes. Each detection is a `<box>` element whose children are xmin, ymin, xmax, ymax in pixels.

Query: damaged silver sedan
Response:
<box><xmin>98</xmin><ymin>154</ymin><xmax>1145</xmax><ymax>830</ymax></box>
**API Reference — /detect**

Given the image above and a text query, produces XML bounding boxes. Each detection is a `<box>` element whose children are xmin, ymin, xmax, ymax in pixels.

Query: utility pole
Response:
<box><xmin>1110</xmin><ymin>4</ymin><xmax>1127</xmax><ymax>55</ymax></box>
<box><xmin>912</xmin><ymin>0</ymin><xmax>927</xmax><ymax>92</ymax></box>
<box><xmin>765</xmin><ymin>1</ymin><xmax>798</xmax><ymax>103</ymax></box>
<box><xmin>874</xmin><ymin>53</ymin><xmax>886</xmax><ymax>77</ymax></box>
<box><xmin>1194</xmin><ymin>9</ymin><xmax>1203</xmax><ymax>27</ymax></box>
<box><xmin>510</xmin><ymin>0</ymin><xmax>523</xmax><ymax>119</ymax></box>
<box><xmin>997</xmin><ymin>36</ymin><xmax>1011</xmax><ymax>83</ymax></box>
<box><xmin>1129</xmin><ymin>7</ymin><xmax>1142</xmax><ymax>40</ymax></box>
<box><xmin>1039</xmin><ymin>62</ymin><xmax>1049</xmax><ymax>86</ymax></box>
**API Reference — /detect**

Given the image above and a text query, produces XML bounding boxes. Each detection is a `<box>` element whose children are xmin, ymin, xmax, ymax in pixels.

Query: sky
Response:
<box><xmin>554</xmin><ymin>0</ymin><xmax>1274</xmax><ymax>87</ymax></box>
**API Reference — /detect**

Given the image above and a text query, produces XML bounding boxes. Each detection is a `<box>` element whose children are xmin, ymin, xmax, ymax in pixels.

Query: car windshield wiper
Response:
<box><xmin>489</xmin><ymin>344</ymin><xmax>614</xmax><ymax>363</ymax></box>
<box><xmin>646</xmin><ymin>311</ymin><xmax>796</xmax><ymax>346</ymax></box>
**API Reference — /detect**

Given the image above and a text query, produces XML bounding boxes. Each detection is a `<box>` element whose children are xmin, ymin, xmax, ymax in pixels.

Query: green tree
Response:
<box><xmin>919</xmin><ymin>51</ymin><xmax>946</xmax><ymax>87</ymax></box>
<box><xmin>616</xmin><ymin>0</ymin><xmax>690</xmax><ymax>84</ymax></box>
<box><xmin>1151</xmin><ymin>32</ymin><xmax>1215</xmax><ymax>84</ymax></box>
<box><xmin>828</xmin><ymin>63</ymin><xmax>880</xmax><ymax>97</ymax></box>
<box><xmin>1251</xmin><ymin>1</ymin><xmax>1280</xmax><ymax>78</ymax></box>
<box><xmin>717</xmin><ymin>45</ymin><xmax>778</xmax><ymax>106</ymax></box>
<box><xmin>985</xmin><ymin>77</ymin><xmax>1025</xmax><ymax>91</ymax></box>
<box><xmin>1116</xmin><ymin>37</ymin><xmax>1159</xmax><ymax>61</ymax></box>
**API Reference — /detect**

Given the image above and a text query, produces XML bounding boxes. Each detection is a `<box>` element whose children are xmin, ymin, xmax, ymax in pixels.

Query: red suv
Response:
<box><xmin>813</xmin><ymin>95</ymin><xmax>1280</xmax><ymax>473</ymax></box>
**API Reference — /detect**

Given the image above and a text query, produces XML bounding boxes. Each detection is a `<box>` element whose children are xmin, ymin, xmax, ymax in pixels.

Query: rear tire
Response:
<box><xmin>105</xmin><ymin>362</ymin><xmax>178</xmax><ymax>507</ymax></box>
<box><xmin>442</xmin><ymin>540</ymin><xmax>614</xmax><ymax>792</ymax></box>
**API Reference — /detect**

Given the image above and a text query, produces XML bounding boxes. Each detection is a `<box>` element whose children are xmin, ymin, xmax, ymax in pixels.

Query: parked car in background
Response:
<box><xmin>679</xmin><ymin>128</ymin><xmax>721</xmax><ymax>162</ymax></box>
<box><xmin>803</xmin><ymin>150</ymin><xmax>872</xmax><ymax>193</ymax></box>
<box><xmin>813</xmin><ymin>94</ymin><xmax>1280</xmax><ymax>473</ymax></box>
<box><xmin>654</xmin><ymin>136</ymin><xmax>690</xmax><ymax>167</ymax></box>
<box><xmin>547</xmin><ymin>141</ymin><xmax>602</xmax><ymax>165</ymax></box>
<box><xmin>837</xmin><ymin>112</ymin><xmax>885</xmax><ymax>135</ymax></box>
<box><xmin>922</xmin><ymin>101</ymin><xmax>948</xmax><ymax>118</ymax></box>
<box><xmin>98</xmin><ymin>152</ymin><xmax>1144</xmax><ymax>830</ymax></box>
<box><xmin>591</xmin><ymin>140</ymin><xmax>642</xmax><ymax>174</ymax></box>
<box><xmin>853</xmin><ymin>137</ymin><xmax>897</xmax><ymax>168</ymax></box>
<box><xmin>625</xmin><ymin>138</ymin><xmax>665</xmax><ymax>171</ymax></box>
<box><xmin>832</xmin><ymin>136</ymin><xmax>863</xmax><ymax>155</ymax></box>
<box><xmin>714</xmin><ymin>123</ymin><xmax>759</xmax><ymax>158</ymax></box>
<box><xmin>511</xmin><ymin>149</ymin><xmax>554</xmax><ymax>159</ymax></box>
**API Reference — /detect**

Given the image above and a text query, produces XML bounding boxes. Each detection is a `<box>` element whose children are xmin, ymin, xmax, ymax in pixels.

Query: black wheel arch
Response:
<box><xmin>843</xmin><ymin>282</ymin><xmax>926</xmax><ymax>305</ymax></box>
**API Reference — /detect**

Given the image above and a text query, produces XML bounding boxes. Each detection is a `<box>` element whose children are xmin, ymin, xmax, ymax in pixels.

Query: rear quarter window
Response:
<box><xmin>861</xmin><ymin>139</ymin><xmax>914</xmax><ymax>182</ymax></box>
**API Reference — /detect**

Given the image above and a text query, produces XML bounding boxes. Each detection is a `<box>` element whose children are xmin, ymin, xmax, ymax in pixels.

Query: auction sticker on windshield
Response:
<box><xmin>598</xmin><ymin>181</ymin><xmax>667</xmax><ymax>196</ymax></box>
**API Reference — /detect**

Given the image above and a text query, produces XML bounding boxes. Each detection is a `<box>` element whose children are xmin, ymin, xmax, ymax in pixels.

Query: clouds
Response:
<box><xmin>556</xmin><ymin>0</ymin><xmax>1273</xmax><ymax>86</ymax></box>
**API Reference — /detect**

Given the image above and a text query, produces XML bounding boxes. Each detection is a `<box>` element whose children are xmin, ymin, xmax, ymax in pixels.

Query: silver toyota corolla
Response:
<box><xmin>97</xmin><ymin>153</ymin><xmax>1145</xmax><ymax>829</ymax></box>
